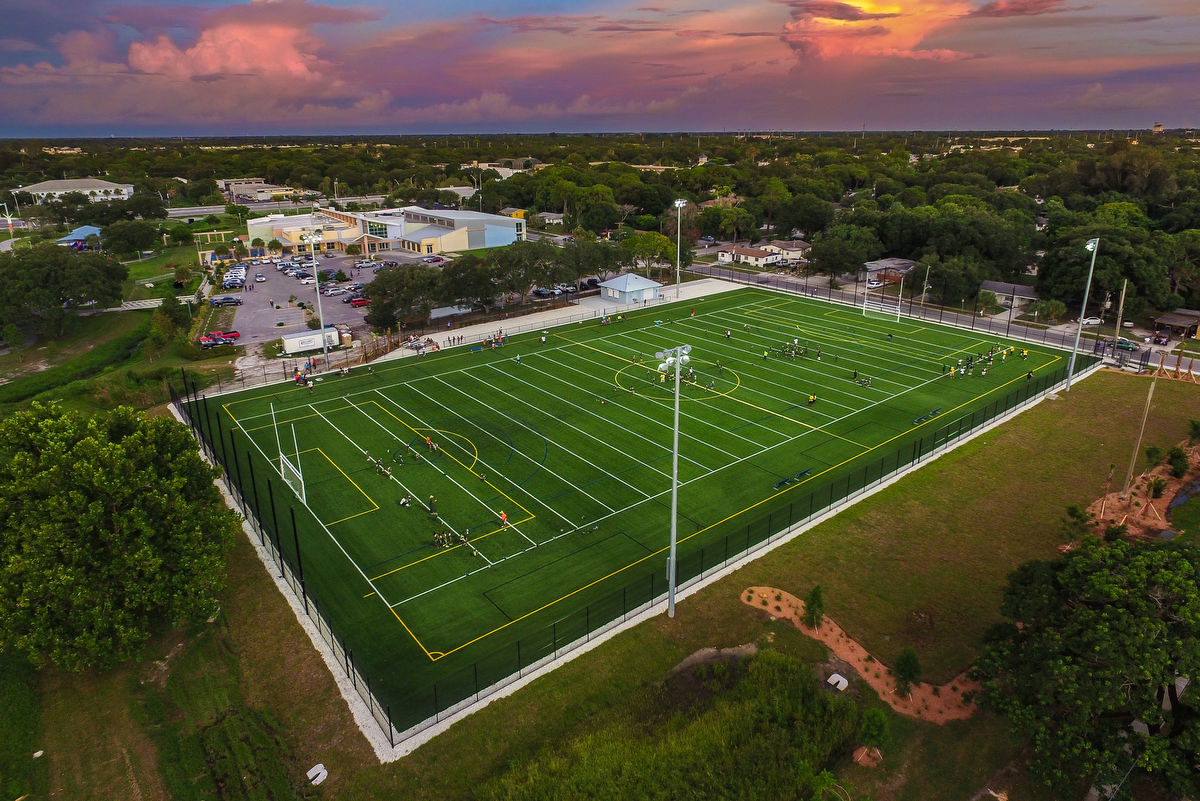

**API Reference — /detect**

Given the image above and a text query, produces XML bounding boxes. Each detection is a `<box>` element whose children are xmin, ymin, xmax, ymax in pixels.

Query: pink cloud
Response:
<box><xmin>128</xmin><ymin>23</ymin><xmax>326</xmax><ymax>82</ymax></box>
<box><xmin>968</xmin><ymin>0</ymin><xmax>1079</xmax><ymax>17</ymax></box>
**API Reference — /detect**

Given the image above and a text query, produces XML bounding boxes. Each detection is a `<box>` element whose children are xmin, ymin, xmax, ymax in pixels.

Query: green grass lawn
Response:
<box><xmin>186</xmin><ymin>287</ymin><xmax>1095</xmax><ymax>733</ymax></box>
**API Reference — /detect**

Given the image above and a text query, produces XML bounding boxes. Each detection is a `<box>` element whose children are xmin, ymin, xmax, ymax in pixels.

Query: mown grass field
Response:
<box><xmin>187</xmin><ymin>287</ymin><xmax>1089</xmax><ymax>733</ymax></box>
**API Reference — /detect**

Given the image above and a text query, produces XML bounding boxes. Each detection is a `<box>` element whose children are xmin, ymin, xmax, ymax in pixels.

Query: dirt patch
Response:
<box><xmin>853</xmin><ymin>745</ymin><xmax>883</xmax><ymax>767</ymax></box>
<box><xmin>669</xmin><ymin>643</ymin><xmax>757</xmax><ymax>676</ymax></box>
<box><xmin>1083</xmin><ymin>442</ymin><xmax>1199</xmax><ymax>543</ymax></box>
<box><xmin>742</xmin><ymin>587</ymin><xmax>979</xmax><ymax>724</ymax></box>
<box><xmin>0</xmin><ymin>358</ymin><xmax>50</xmax><ymax>385</ymax></box>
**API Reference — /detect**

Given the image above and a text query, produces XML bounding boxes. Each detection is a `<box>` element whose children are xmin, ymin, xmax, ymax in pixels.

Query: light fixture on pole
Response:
<box><xmin>673</xmin><ymin>199</ymin><xmax>687</xmax><ymax>299</ymax></box>
<box><xmin>654</xmin><ymin>343</ymin><xmax>691</xmax><ymax>617</ymax></box>
<box><xmin>302</xmin><ymin>230</ymin><xmax>331</xmax><ymax>371</ymax></box>
<box><xmin>1066</xmin><ymin>237</ymin><xmax>1100</xmax><ymax>391</ymax></box>
<box><xmin>0</xmin><ymin>201</ymin><xmax>11</xmax><ymax>235</ymax></box>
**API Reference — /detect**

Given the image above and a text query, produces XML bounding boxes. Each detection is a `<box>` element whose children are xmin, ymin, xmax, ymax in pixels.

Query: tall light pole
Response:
<box><xmin>1066</xmin><ymin>237</ymin><xmax>1100</xmax><ymax>391</ymax></box>
<box><xmin>303</xmin><ymin>230</ymin><xmax>330</xmax><ymax>370</ymax></box>
<box><xmin>654</xmin><ymin>343</ymin><xmax>691</xmax><ymax>618</ymax></box>
<box><xmin>0</xmin><ymin>201</ymin><xmax>11</xmax><ymax>235</ymax></box>
<box><xmin>673</xmin><ymin>198</ymin><xmax>687</xmax><ymax>299</ymax></box>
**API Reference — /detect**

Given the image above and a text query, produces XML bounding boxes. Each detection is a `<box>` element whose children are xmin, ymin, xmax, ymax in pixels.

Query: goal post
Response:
<box><xmin>271</xmin><ymin>403</ymin><xmax>306</xmax><ymax>503</ymax></box>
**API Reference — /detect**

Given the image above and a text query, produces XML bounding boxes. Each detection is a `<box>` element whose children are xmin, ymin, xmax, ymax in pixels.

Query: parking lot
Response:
<box><xmin>207</xmin><ymin>253</ymin><xmax>401</xmax><ymax>348</ymax></box>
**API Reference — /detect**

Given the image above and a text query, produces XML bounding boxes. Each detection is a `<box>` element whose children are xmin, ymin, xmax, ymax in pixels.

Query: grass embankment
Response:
<box><xmin>0</xmin><ymin>310</ymin><xmax>234</xmax><ymax>416</ymax></box>
<box><xmin>25</xmin><ymin>370</ymin><xmax>1200</xmax><ymax>801</ymax></box>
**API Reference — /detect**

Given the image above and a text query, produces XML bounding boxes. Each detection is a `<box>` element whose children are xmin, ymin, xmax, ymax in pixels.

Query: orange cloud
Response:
<box><xmin>779</xmin><ymin>0</ymin><xmax>976</xmax><ymax>60</ymax></box>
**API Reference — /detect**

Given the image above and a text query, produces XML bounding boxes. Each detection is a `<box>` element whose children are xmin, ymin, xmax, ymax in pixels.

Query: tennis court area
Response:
<box><xmin>180</xmin><ymin>287</ymin><xmax>1090</xmax><ymax>739</ymax></box>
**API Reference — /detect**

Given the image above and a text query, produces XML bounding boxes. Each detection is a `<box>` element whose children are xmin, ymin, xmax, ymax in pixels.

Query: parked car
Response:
<box><xmin>1080</xmin><ymin>316</ymin><xmax>1103</xmax><ymax>326</ymax></box>
<box><xmin>421</xmin><ymin>256</ymin><xmax>447</xmax><ymax>265</ymax></box>
<box><xmin>350</xmin><ymin>297</ymin><xmax>371</xmax><ymax>307</ymax></box>
<box><xmin>866</xmin><ymin>279</ymin><xmax>885</xmax><ymax>289</ymax></box>
<box><xmin>698</xmin><ymin>235</ymin><xmax>716</xmax><ymax>245</ymax></box>
<box><xmin>532</xmin><ymin>288</ymin><xmax>550</xmax><ymax>298</ymax></box>
<box><xmin>292</xmin><ymin>271</ymin><xmax>312</xmax><ymax>280</ymax></box>
<box><xmin>586</xmin><ymin>277</ymin><xmax>601</xmax><ymax>288</ymax></box>
<box><xmin>210</xmin><ymin>296</ymin><xmax>243</xmax><ymax>306</ymax></box>
<box><xmin>299</xmin><ymin>277</ymin><xmax>317</xmax><ymax>285</ymax></box>
<box><xmin>1153</xmin><ymin>332</ymin><xmax>1171</xmax><ymax>345</ymax></box>
<box><xmin>323</xmin><ymin>287</ymin><xmax>348</xmax><ymax>296</ymax></box>
<box><xmin>322</xmin><ymin>251</ymin><xmax>336</xmax><ymax>258</ymax></box>
<box><xmin>342</xmin><ymin>293</ymin><xmax>362</xmax><ymax>303</ymax></box>
<box><xmin>207</xmin><ymin>330</ymin><xmax>240</xmax><ymax>340</ymax></box>
<box><xmin>255</xmin><ymin>273</ymin><xmax>266</xmax><ymax>282</ymax></box>
<box><xmin>1109</xmin><ymin>337</ymin><xmax>1140</xmax><ymax>351</ymax></box>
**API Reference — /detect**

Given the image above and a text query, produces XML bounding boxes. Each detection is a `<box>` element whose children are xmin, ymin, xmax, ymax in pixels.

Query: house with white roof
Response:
<box><xmin>599</xmin><ymin>273</ymin><xmax>661</xmax><ymax>305</ymax></box>
<box><xmin>24</xmin><ymin>178</ymin><xmax>135</xmax><ymax>204</ymax></box>
<box><xmin>717</xmin><ymin>246</ymin><xmax>781</xmax><ymax>269</ymax></box>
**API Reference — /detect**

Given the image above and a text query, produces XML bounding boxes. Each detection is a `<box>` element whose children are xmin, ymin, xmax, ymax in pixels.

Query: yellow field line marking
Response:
<box><xmin>426</xmin><ymin>358</ymin><xmax>1061</xmax><ymax>660</ymax></box>
<box><xmin>313</xmin><ymin>446</ymin><xmax>379</xmax><ymax>525</ymax></box>
<box><xmin>369</xmin><ymin>517</ymin><xmax>535</xmax><ymax>582</ymax></box>
<box><xmin>364</xmin><ymin>400</ymin><xmax>534</xmax><ymax>519</ymax></box>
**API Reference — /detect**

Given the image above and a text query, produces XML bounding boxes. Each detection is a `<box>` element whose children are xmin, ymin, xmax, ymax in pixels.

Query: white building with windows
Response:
<box><xmin>23</xmin><ymin>178</ymin><xmax>135</xmax><ymax>204</ymax></box>
<box><xmin>246</xmin><ymin>206</ymin><xmax>525</xmax><ymax>257</ymax></box>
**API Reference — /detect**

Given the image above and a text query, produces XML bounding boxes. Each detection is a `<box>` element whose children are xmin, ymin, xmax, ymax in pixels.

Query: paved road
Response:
<box><xmin>167</xmin><ymin>196</ymin><xmax>386</xmax><ymax>218</ymax></box>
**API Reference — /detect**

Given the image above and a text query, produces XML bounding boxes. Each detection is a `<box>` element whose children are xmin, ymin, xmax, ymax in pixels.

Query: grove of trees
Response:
<box><xmin>974</xmin><ymin>538</ymin><xmax>1200</xmax><ymax>798</ymax></box>
<box><xmin>0</xmin><ymin>403</ymin><xmax>241</xmax><ymax>671</ymax></box>
<box><xmin>5</xmin><ymin>131</ymin><xmax>1200</xmax><ymax>316</ymax></box>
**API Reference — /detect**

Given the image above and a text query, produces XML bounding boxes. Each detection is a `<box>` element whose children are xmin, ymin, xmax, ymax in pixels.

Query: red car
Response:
<box><xmin>350</xmin><ymin>297</ymin><xmax>371</xmax><ymax>307</ymax></box>
<box><xmin>207</xmin><ymin>330</ymin><xmax>240</xmax><ymax>339</ymax></box>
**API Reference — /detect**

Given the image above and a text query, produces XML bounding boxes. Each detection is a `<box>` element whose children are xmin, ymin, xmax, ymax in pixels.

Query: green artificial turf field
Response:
<box><xmin>183</xmin><ymin>287</ymin><xmax>1091</xmax><ymax>735</ymax></box>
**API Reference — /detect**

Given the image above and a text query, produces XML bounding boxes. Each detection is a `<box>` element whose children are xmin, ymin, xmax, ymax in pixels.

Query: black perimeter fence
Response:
<box><xmin>171</xmin><ymin>293</ymin><xmax>1103</xmax><ymax>750</ymax></box>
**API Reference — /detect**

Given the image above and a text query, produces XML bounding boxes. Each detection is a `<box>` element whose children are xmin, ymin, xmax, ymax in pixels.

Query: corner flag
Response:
<box><xmin>1084</xmin><ymin>238</ymin><xmax>1099</xmax><ymax>252</ymax></box>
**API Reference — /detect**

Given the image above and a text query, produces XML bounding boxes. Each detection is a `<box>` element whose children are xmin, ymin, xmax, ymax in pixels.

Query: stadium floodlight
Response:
<box><xmin>674</xmin><ymin>199</ymin><xmax>687</xmax><ymax>299</ymax></box>
<box><xmin>302</xmin><ymin>229</ymin><xmax>330</xmax><ymax>370</ymax></box>
<box><xmin>654</xmin><ymin>343</ymin><xmax>691</xmax><ymax>617</ymax></box>
<box><xmin>1066</xmin><ymin>237</ymin><xmax>1100</xmax><ymax>391</ymax></box>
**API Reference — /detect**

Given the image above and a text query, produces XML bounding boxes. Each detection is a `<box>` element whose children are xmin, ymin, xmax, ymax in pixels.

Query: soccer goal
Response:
<box><xmin>271</xmin><ymin>403</ymin><xmax>306</xmax><ymax>504</ymax></box>
<box><xmin>862</xmin><ymin>278</ymin><xmax>904</xmax><ymax>322</ymax></box>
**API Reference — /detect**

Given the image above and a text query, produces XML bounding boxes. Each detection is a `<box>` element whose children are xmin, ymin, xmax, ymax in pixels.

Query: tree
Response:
<box><xmin>224</xmin><ymin>203</ymin><xmax>251</xmax><ymax>222</ymax></box>
<box><xmin>345</xmin><ymin>244</ymin><xmax>362</xmax><ymax>257</ymax></box>
<box><xmin>104</xmin><ymin>219</ymin><xmax>159</xmax><ymax>256</ymax></box>
<box><xmin>858</xmin><ymin>708</ymin><xmax>889</xmax><ymax>748</ymax></box>
<box><xmin>973</xmin><ymin>539</ymin><xmax>1200</xmax><ymax>798</ymax></box>
<box><xmin>0</xmin><ymin>244</ymin><xmax>127</xmax><ymax>337</ymax></box>
<box><xmin>267</xmin><ymin>239</ymin><xmax>282</xmax><ymax>253</ymax></box>
<box><xmin>168</xmin><ymin>224</ymin><xmax>194</xmax><ymax>245</ymax></box>
<box><xmin>805</xmin><ymin>585</ymin><xmax>825</xmax><ymax>628</ymax></box>
<box><xmin>893</xmin><ymin>647</ymin><xmax>921</xmax><ymax>696</ymax></box>
<box><xmin>623</xmin><ymin>231</ymin><xmax>674</xmax><ymax>279</ymax></box>
<box><xmin>0</xmin><ymin>403</ymin><xmax>240</xmax><ymax>671</ymax></box>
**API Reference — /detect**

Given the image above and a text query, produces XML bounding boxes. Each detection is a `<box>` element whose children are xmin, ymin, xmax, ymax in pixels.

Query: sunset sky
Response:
<box><xmin>1</xmin><ymin>0</ymin><xmax>1197</xmax><ymax>136</ymax></box>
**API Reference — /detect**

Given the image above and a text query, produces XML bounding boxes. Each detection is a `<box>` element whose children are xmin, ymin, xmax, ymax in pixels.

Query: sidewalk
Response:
<box><xmin>370</xmin><ymin>277</ymin><xmax>746</xmax><ymax>366</ymax></box>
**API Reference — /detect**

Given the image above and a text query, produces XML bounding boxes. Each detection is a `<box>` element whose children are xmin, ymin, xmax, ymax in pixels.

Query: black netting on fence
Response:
<box><xmin>173</xmin><ymin>350</ymin><xmax>1098</xmax><ymax>743</ymax></box>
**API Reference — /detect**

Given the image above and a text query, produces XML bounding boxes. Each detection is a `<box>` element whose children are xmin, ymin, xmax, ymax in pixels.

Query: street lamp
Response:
<box><xmin>1066</xmin><ymin>237</ymin><xmax>1100</xmax><ymax>391</ymax></box>
<box><xmin>302</xmin><ymin>230</ymin><xmax>330</xmax><ymax>371</ymax></box>
<box><xmin>654</xmin><ymin>343</ymin><xmax>691</xmax><ymax>618</ymax></box>
<box><xmin>0</xmin><ymin>201</ymin><xmax>11</xmax><ymax>235</ymax></box>
<box><xmin>673</xmin><ymin>199</ymin><xmax>687</xmax><ymax>299</ymax></box>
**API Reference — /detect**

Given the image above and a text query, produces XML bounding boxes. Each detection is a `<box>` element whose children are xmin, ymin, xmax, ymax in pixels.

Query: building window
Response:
<box><xmin>426</xmin><ymin>244</ymin><xmax>434</xmax><ymax>254</ymax></box>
